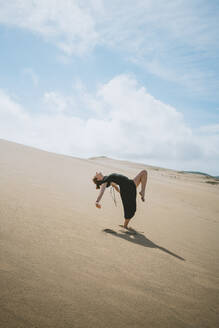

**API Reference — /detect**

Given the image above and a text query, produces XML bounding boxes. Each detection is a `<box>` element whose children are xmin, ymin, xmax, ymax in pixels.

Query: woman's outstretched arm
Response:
<box><xmin>95</xmin><ymin>183</ymin><xmax>107</xmax><ymax>208</ymax></box>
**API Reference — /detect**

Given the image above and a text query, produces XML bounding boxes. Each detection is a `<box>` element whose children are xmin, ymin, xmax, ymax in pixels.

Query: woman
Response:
<box><xmin>93</xmin><ymin>170</ymin><xmax>148</xmax><ymax>229</ymax></box>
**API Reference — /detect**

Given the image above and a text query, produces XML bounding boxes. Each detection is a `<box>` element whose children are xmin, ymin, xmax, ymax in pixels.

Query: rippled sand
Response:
<box><xmin>0</xmin><ymin>139</ymin><xmax>218</xmax><ymax>328</ymax></box>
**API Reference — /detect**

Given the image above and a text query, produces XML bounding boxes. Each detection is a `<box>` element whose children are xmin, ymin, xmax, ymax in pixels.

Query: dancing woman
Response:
<box><xmin>93</xmin><ymin>170</ymin><xmax>148</xmax><ymax>229</ymax></box>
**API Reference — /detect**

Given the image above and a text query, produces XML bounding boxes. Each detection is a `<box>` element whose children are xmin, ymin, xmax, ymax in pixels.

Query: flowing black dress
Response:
<box><xmin>100</xmin><ymin>173</ymin><xmax>137</xmax><ymax>219</ymax></box>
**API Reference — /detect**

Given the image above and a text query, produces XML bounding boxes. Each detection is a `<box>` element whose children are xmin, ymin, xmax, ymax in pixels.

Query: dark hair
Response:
<box><xmin>93</xmin><ymin>177</ymin><xmax>101</xmax><ymax>189</ymax></box>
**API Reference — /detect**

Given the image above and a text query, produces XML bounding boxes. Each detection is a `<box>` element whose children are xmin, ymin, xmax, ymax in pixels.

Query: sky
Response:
<box><xmin>0</xmin><ymin>0</ymin><xmax>219</xmax><ymax>175</ymax></box>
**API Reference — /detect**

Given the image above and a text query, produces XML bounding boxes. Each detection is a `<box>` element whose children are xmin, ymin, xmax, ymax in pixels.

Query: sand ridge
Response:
<box><xmin>0</xmin><ymin>139</ymin><xmax>219</xmax><ymax>328</ymax></box>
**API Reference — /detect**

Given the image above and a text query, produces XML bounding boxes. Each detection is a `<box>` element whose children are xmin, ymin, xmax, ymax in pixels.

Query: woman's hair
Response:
<box><xmin>93</xmin><ymin>177</ymin><xmax>101</xmax><ymax>189</ymax></box>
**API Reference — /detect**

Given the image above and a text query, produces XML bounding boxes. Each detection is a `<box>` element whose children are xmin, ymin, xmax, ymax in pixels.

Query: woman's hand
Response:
<box><xmin>111</xmin><ymin>182</ymin><xmax>120</xmax><ymax>193</ymax></box>
<box><xmin>95</xmin><ymin>201</ymin><xmax>101</xmax><ymax>209</ymax></box>
<box><xmin>115</xmin><ymin>186</ymin><xmax>120</xmax><ymax>193</ymax></box>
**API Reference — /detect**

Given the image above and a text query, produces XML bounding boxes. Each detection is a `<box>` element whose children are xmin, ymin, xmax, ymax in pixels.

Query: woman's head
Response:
<box><xmin>93</xmin><ymin>172</ymin><xmax>103</xmax><ymax>189</ymax></box>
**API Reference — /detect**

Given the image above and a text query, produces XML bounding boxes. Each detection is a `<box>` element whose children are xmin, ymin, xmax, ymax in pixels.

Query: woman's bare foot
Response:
<box><xmin>119</xmin><ymin>224</ymin><xmax>129</xmax><ymax>229</ymax></box>
<box><xmin>123</xmin><ymin>219</ymin><xmax>130</xmax><ymax>229</ymax></box>
<box><xmin>139</xmin><ymin>191</ymin><xmax>145</xmax><ymax>202</ymax></box>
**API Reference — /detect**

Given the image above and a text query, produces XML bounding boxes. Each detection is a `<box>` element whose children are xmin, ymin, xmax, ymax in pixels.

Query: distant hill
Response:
<box><xmin>183</xmin><ymin>171</ymin><xmax>219</xmax><ymax>180</ymax></box>
<box><xmin>184</xmin><ymin>171</ymin><xmax>211</xmax><ymax>176</ymax></box>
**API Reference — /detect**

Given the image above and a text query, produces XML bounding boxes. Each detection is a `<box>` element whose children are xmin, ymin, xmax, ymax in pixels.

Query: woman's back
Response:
<box><xmin>102</xmin><ymin>173</ymin><xmax>131</xmax><ymax>188</ymax></box>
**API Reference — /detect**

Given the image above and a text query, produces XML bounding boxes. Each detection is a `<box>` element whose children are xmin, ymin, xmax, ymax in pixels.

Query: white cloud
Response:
<box><xmin>0</xmin><ymin>1</ymin><xmax>218</xmax><ymax>96</ymax></box>
<box><xmin>43</xmin><ymin>91</ymin><xmax>68</xmax><ymax>113</ymax></box>
<box><xmin>0</xmin><ymin>75</ymin><xmax>219</xmax><ymax>175</ymax></box>
<box><xmin>199</xmin><ymin>124</ymin><xmax>219</xmax><ymax>134</ymax></box>
<box><xmin>2</xmin><ymin>0</ymin><xmax>217</xmax><ymax>55</ymax></box>
<box><xmin>0</xmin><ymin>89</ymin><xmax>29</xmax><ymax>120</ymax></box>
<box><xmin>0</xmin><ymin>0</ymin><xmax>98</xmax><ymax>55</ymax></box>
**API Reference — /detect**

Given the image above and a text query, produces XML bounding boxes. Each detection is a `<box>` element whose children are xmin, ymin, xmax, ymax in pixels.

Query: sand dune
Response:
<box><xmin>0</xmin><ymin>139</ymin><xmax>218</xmax><ymax>328</ymax></box>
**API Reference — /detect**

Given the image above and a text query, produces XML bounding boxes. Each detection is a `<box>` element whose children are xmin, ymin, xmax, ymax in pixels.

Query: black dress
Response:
<box><xmin>100</xmin><ymin>173</ymin><xmax>137</xmax><ymax>219</ymax></box>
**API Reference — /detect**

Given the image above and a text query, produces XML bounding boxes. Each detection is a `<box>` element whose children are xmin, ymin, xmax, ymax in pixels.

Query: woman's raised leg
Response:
<box><xmin>133</xmin><ymin>170</ymin><xmax>148</xmax><ymax>201</ymax></box>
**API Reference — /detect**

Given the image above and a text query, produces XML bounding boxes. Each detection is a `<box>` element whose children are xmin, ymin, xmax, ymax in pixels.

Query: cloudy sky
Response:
<box><xmin>0</xmin><ymin>0</ymin><xmax>219</xmax><ymax>175</ymax></box>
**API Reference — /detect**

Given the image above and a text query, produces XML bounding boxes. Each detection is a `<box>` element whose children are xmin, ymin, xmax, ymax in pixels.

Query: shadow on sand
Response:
<box><xmin>103</xmin><ymin>227</ymin><xmax>185</xmax><ymax>261</ymax></box>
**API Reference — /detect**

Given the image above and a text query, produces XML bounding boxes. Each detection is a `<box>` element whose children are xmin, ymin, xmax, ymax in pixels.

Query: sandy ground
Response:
<box><xmin>0</xmin><ymin>139</ymin><xmax>219</xmax><ymax>328</ymax></box>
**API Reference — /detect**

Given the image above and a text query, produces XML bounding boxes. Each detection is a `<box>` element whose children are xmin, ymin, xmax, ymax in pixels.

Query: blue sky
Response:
<box><xmin>0</xmin><ymin>0</ymin><xmax>219</xmax><ymax>175</ymax></box>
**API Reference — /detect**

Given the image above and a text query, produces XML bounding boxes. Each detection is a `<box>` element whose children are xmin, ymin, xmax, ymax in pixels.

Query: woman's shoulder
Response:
<box><xmin>102</xmin><ymin>173</ymin><xmax>116</xmax><ymax>180</ymax></box>
<box><xmin>101</xmin><ymin>175</ymin><xmax>111</xmax><ymax>187</ymax></box>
